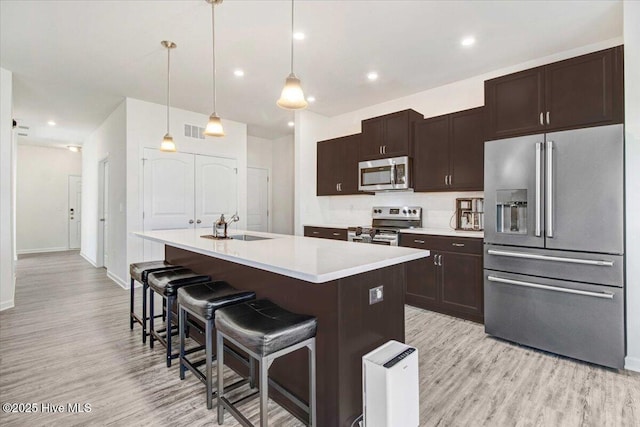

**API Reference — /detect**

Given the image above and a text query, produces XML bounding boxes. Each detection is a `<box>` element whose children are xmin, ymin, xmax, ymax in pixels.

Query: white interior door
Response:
<box><xmin>194</xmin><ymin>155</ymin><xmax>237</xmax><ymax>230</ymax></box>
<box><xmin>143</xmin><ymin>148</ymin><xmax>195</xmax><ymax>260</ymax></box>
<box><xmin>247</xmin><ymin>167</ymin><xmax>269</xmax><ymax>232</ymax></box>
<box><xmin>68</xmin><ymin>175</ymin><xmax>82</xmax><ymax>249</ymax></box>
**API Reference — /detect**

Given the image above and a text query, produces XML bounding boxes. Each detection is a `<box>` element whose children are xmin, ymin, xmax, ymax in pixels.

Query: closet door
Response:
<box><xmin>194</xmin><ymin>155</ymin><xmax>238</xmax><ymax>230</ymax></box>
<box><xmin>142</xmin><ymin>148</ymin><xmax>195</xmax><ymax>260</ymax></box>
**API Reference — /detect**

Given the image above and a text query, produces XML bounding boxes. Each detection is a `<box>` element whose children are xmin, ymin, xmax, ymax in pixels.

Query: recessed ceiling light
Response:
<box><xmin>461</xmin><ymin>36</ymin><xmax>476</xmax><ymax>47</ymax></box>
<box><xmin>307</xmin><ymin>96</ymin><xmax>316</xmax><ymax>103</ymax></box>
<box><xmin>234</xmin><ymin>69</ymin><xmax>245</xmax><ymax>77</ymax></box>
<box><xmin>287</xmin><ymin>121</ymin><xmax>295</xmax><ymax>127</ymax></box>
<box><xmin>367</xmin><ymin>72</ymin><xmax>379</xmax><ymax>81</ymax></box>
<box><xmin>47</xmin><ymin>120</ymin><xmax>56</xmax><ymax>126</ymax></box>
<box><xmin>293</xmin><ymin>32</ymin><xmax>305</xmax><ymax>40</ymax></box>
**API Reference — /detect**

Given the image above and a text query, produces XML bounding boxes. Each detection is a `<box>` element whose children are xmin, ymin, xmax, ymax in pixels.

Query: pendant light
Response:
<box><xmin>204</xmin><ymin>0</ymin><xmax>225</xmax><ymax>137</ymax></box>
<box><xmin>277</xmin><ymin>0</ymin><xmax>308</xmax><ymax>110</ymax></box>
<box><xmin>160</xmin><ymin>40</ymin><xmax>177</xmax><ymax>152</ymax></box>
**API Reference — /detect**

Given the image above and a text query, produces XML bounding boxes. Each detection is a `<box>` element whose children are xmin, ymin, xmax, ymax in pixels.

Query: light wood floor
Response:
<box><xmin>1</xmin><ymin>252</ymin><xmax>639</xmax><ymax>427</ymax></box>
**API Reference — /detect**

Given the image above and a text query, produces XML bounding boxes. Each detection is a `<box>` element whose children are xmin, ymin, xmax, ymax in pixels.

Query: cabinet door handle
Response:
<box><xmin>437</xmin><ymin>254</ymin><xmax>443</xmax><ymax>266</ymax></box>
<box><xmin>414</xmin><ymin>239</ymin><xmax>425</xmax><ymax>244</ymax></box>
<box><xmin>452</xmin><ymin>243</ymin><xmax>465</xmax><ymax>247</ymax></box>
<box><xmin>540</xmin><ymin>112</ymin><xmax>544</xmax><ymax>125</ymax></box>
<box><xmin>448</xmin><ymin>175</ymin><xmax>452</xmax><ymax>186</ymax></box>
<box><xmin>189</xmin><ymin>219</ymin><xmax>194</xmax><ymax>224</ymax></box>
<box><xmin>433</xmin><ymin>255</ymin><xmax>438</xmax><ymax>265</ymax></box>
<box><xmin>196</xmin><ymin>219</ymin><xmax>202</xmax><ymax>224</ymax></box>
<box><xmin>546</xmin><ymin>111</ymin><xmax>550</xmax><ymax>125</ymax></box>
<box><xmin>383</xmin><ymin>145</ymin><xmax>387</xmax><ymax>154</ymax></box>
<box><xmin>444</xmin><ymin>175</ymin><xmax>448</xmax><ymax>185</ymax></box>
<box><xmin>379</xmin><ymin>146</ymin><xmax>383</xmax><ymax>155</ymax></box>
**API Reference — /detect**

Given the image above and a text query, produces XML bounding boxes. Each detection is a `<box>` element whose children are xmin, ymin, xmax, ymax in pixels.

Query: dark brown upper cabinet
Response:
<box><xmin>317</xmin><ymin>133</ymin><xmax>361</xmax><ymax>196</ymax></box>
<box><xmin>413</xmin><ymin>107</ymin><xmax>484</xmax><ymax>192</ymax></box>
<box><xmin>360</xmin><ymin>109</ymin><xmax>423</xmax><ymax>160</ymax></box>
<box><xmin>485</xmin><ymin>46</ymin><xmax>624</xmax><ymax>140</ymax></box>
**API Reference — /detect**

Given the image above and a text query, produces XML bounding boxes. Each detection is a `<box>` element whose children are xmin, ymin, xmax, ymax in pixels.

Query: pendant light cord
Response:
<box><xmin>166</xmin><ymin>46</ymin><xmax>171</xmax><ymax>134</ymax></box>
<box><xmin>211</xmin><ymin>1</ymin><xmax>217</xmax><ymax>113</ymax></box>
<box><xmin>290</xmin><ymin>0</ymin><xmax>294</xmax><ymax>74</ymax></box>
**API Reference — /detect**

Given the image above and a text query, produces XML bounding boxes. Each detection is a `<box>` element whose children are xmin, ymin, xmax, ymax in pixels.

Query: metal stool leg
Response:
<box><xmin>166</xmin><ymin>295</ymin><xmax>174</xmax><ymax>367</ymax></box>
<box><xmin>179</xmin><ymin>306</ymin><xmax>187</xmax><ymax>380</ymax></box>
<box><xmin>149</xmin><ymin>288</ymin><xmax>155</xmax><ymax>349</ymax></box>
<box><xmin>260</xmin><ymin>357</ymin><xmax>269</xmax><ymax>427</ymax></box>
<box><xmin>309</xmin><ymin>339</ymin><xmax>316</xmax><ymax>427</ymax></box>
<box><xmin>130</xmin><ymin>278</ymin><xmax>135</xmax><ymax>329</ymax></box>
<box><xmin>142</xmin><ymin>283</ymin><xmax>148</xmax><ymax>344</ymax></box>
<box><xmin>217</xmin><ymin>331</ymin><xmax>225</xmax><ymax>424</ymax></box>
<box><xmin>206</xmin><ymin>319</ymin><xmax>214</xmax><ymax>409</ymax></box>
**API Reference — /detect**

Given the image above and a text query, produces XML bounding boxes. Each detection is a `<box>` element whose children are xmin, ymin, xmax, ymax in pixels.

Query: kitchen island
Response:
<box><xmin>134</xmin><ymin>228</ymin><xmax>429</xmax><ymax>426</ymax></box>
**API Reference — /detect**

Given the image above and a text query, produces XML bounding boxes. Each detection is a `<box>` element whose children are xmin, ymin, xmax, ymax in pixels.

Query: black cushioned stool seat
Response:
<box><xmin>177</xmin><ymin>281</ymin><xmax>256</xmax><ymax>409</ymax></box>
<box><xmin>147</xmin><ymin>268</ymin><xmax>211</xmax><ymax>367</ymax></box>
<box><xmin>128</xmin><ymin>260</ymin><xmax>180</xmax><ymax>343</ymax></box>
<box><xmin>215</xmin><ymin>299</ymin><xmax>317</xmax><ymax>427</ymax></box>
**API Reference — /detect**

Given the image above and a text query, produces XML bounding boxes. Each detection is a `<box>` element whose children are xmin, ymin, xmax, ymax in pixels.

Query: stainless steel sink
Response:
<box><xmin>229</xmin><ymin>234</ymin><xmax>272</xmax><ymax>241</ymax></box>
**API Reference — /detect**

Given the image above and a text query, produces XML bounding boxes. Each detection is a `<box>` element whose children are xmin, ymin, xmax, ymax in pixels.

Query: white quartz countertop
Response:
<box><xmin>133</xmin><ymin>228</ymin><xmax>429</xmax><ymax>284</ymax></box>
<box><xmin>399</xmin><ymin>228</ymin><xmax>484</xmax><ymax>238</ymax></box>
<box><xmin>303</xmin><ymin>224</ymin><xmax>483</xmax><ymax>238</ymax></box>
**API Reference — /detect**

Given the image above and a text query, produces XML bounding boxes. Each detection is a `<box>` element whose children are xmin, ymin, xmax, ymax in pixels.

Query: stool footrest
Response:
<box><xmin>231</xmin><ymin>390</ymin><xmax>260</xmax><ymax>407</ymax></box>
<box><xmin>221</xmin><ymin>396</ymin><xmax>254</xmax><ymax>427</ymax></box>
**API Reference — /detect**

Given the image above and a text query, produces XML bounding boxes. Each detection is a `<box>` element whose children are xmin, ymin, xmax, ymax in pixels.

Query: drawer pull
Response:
<box><xmin>312</xmin><ymin>231</ymin><xmax>320</xmax><ymax>235</ymax></box>
<box><xmin>414</xmin><ymin>239</ymin><xmax>425</xmax><ymax>244</ymax></box>
<box><xmin>332</xmin><ymin>232</ymin><xmax>341</xmax><ymax>236</ymax></box>
<box><xmin>487</xmin><ymin>275</ymin><xmax>614</xmax><ymax>299</ymax></box>
<box><xmin>487</xmin><ymin>249</ymin><xmax>614</xmax><ymax>267</ymax></box>
<box><xmin>452</xmin><ymin>243</ymin><xmax>465</xmax><ymax>247</ymax></box>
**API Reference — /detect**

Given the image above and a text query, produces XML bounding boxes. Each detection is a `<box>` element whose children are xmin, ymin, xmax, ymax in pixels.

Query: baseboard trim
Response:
<box><xmin>107</xmin><ymin>271</ymin><xmax>128</xmax><ymax>289</ymax></box>
<box><xmin>79</xmin><ymin>252</ymin><xmax>98</xmax><ymax>267</ymax></box>
<box><xmin>625</xmin><ymin>356</ymin><xmax>640</xmax><ymax>373</ymax></box>
<box><xmin>0</xmin><ymin>299</ymin><xmax>15</xmax><ymax>311</ymax></box>
<box><xmin>17</xmin><ymin>247</ymin><xmax>69</xmax><ymax>255</ymax></box>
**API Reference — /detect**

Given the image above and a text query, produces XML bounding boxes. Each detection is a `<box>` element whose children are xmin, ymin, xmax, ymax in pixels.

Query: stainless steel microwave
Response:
<box><xmin>358</xmin><ymin>156</ymin><xmax>411</xmax><ymax>191</ymax></box>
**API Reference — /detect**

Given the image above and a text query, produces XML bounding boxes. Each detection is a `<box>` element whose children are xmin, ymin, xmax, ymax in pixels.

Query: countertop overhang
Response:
<box><xmin>134</xmin><ymin>228</ymin><xmax>429</xmax><ymax>283</ymax></box>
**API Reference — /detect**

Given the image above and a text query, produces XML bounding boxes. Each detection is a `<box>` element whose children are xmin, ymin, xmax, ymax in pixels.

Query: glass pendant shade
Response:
<box><xmin>277</xmin><ymin>73</ymin><xmax>308</xmax><ymax>110</ymax></box>
<box><xmin>204</xmin><ymin>113</ymin><xmax>225</xmax><ymax>137</ymax></box>
<box><xmin>160</xmin><ymin>134</ymin><xmax>176</xmax><ymax>152</ymax></box>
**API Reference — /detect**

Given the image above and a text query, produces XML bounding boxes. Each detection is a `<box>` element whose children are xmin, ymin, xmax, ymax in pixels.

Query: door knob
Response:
<box><xmin>196</xmin><ymin>219</ymin><xmax>202</xmax><ymax>224</ymax></box>
<box><xmin>189</xmin><ymin>219</ymin><xmax>194</xmax><ymax>224</ymax></box>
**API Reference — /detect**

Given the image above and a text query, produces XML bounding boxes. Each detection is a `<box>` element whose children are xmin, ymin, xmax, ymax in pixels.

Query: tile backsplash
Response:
<box><xmin>317</xmin><ymin>191</ymin><xmax>484</xmax><ymax>228</ymax></box>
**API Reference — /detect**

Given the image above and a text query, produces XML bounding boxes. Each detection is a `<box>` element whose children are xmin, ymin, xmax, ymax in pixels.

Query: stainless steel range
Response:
<box><xmin>348</xmin><ymin>206</ymin><xmax>422</xmax><ymax>246</ymax></box>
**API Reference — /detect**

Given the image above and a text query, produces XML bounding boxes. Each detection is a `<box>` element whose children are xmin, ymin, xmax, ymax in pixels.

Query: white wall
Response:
<box><xmin>16</xmin><ymin>145</ymin><xmax>82</xmax><ymax>254</ymax></box>
<box><xmin>81</xmin><ymin>101</ymin><xmax>127</xmax><ymax>287</ymax></box>
<box><xmin>623</xmin><ymin>0</ymin><xmax>640</xmax><ymax>372</ymax></box>
<box><xmin>0</xmin><ymin>67</ymin><xmax>15</xmax><ymax>311</ymax></box>
<box><xmin>295</xmin><ymin>38</ymin><xmax>623</xmax><ymax>236</ymax></box>
<box><xmin>248</xmin><ymin>136</ymin><xmax>273</xmax><ymax>232</ymax></box>
<box><xmin>271</xmin><ymin>135</ymin><xmax>294</xmax><ymax>235</ymax></box>
<box><xmin>125</xmin><ymin>98</ymin><xmax>248</xmax><ymax>282</ymax></box>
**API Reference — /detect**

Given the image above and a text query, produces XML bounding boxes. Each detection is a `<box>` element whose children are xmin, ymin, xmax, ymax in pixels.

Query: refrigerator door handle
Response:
<box><xmin>546</xmin><ymin>140</ymin><xmax>554</xmax><ymax>238</ymax></box>
<box><xmin>535</xmin><ymin>142</ymin><xmax>543</xmax><ymax>237</ymax></box>
<box><xmin>487</xmin><ymin>249</ymin><xmax>615</xmax><ymax>266</ymax></box>
<box><xmin>487</xmin><ymin>275</ymin><xmax>614</xmax><ymax>299</ymax></box>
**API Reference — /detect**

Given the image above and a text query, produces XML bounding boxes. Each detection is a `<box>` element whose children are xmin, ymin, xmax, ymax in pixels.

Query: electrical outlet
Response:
<box><xmin>369</xmin><ymin>285</ymin><xmax>383</xmax><ymax>305</ymax></box>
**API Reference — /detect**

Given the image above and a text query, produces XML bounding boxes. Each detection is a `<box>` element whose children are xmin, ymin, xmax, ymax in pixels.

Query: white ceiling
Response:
<box><xmin>0</xmin><ymin>0</ymin><xmax>623</xmax><ymax>145</ymax></box>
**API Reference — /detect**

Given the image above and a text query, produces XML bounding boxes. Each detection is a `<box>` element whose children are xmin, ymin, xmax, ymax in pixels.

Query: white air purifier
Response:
<box><xmin>362</xmin><ymin>340</ymin><xmax>419</xmax><ymax>427</ymax></box>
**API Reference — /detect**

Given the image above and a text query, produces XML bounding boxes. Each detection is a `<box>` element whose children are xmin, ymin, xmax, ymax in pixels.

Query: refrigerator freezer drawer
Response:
<box><xmin>484</xmin><ymin>245</ymin><xmax>624</xmax><ymax>287</ymax></box>
<box><xmin>484</xmin><ymin>270</ymin><xmax>625</xmax><ymax>369</ymax></box>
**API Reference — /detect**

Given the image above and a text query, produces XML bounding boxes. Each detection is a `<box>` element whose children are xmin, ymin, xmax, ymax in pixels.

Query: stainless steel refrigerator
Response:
<box><xmin>483</xmin><ymin>124</ymin><xmax>625</xmax><ymax>369</ymax></box>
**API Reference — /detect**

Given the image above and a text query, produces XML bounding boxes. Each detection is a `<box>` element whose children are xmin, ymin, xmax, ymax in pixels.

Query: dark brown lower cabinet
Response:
<box><xmin>401</xmin><ymin>233</ymin><xmax>484</xmax><ymax>323</ymax></box>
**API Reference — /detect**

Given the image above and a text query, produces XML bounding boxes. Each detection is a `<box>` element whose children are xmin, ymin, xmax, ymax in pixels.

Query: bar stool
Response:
<box><xmin>129</xmin><ymin>261</ymin><xmax>179</xmax><ymax>343</ymax></box>
<box><xmin>148</xmin><ymin>268</ymin><xmax>211</xmax><ymax>367</ymax></box>
<box><xmin>215</xmin><ymin>299</ymin><xmax>317</xmax><ymax>427</ymax></box>
<box><xmin>177</xmin><ymin>281</ymin><xmax>256</xmax><ymax>409</ymax></box>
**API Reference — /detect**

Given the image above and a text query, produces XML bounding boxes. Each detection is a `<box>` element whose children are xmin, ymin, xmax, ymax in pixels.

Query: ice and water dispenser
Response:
<box><xmin>496</xmin><ymin>190</ymin><xmax>527</xmax><ymax>234</ymax></box>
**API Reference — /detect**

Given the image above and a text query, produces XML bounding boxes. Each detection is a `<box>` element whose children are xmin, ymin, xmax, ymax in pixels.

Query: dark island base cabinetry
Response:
<box><xmin>303</xmin><ymin>226</ymin><xmax>347</xmax><ymax>241</ymax></box>
<box><xmin>401</xmin><ymin>234</ymin><xmax>484</xmax><ymax>323</ymax></box>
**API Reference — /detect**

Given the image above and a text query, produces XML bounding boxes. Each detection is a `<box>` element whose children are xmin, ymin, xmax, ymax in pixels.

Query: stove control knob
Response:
<box><xmin>369</xmin><ymin>229</ymin><xmax>377</xmax><ymax>239</ymax></box>
<box><xmin>412</xmin><ymin>209</ymin><xmax>417</xmax><ymax>214</ymax></box>
<box><xmin>355</xmin><ymin>226</ymin><xmax>363</xmax><ymax>236</ymax></box>
<box><xmin>403</xmin><ymin>209</ymin><xmax>408</xmax><ymax>214</ymax></box>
